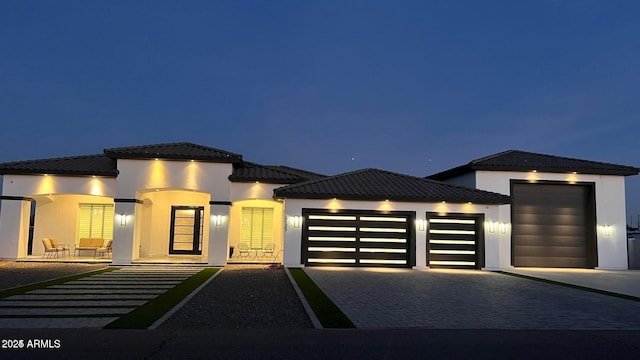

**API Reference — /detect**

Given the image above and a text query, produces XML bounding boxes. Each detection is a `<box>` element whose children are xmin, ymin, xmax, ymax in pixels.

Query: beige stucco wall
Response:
<box><xmin>228</xmin><ymin>199</ymin><xmax>284</xmax><ymax>261</ymax></box>
<box><xmin>31</xmin><ymin>194</ymin><xmax>114</xmax><ymax>257</ymax></box>
<box><xmin>0</xmin><ymin>174</ymin><xmax>116</xmax><ymax>259</ymax></box>
<box><xmin>135</xmin><ymin>189</ymin><xmax>211</xmax><ymax>258</ymax></box>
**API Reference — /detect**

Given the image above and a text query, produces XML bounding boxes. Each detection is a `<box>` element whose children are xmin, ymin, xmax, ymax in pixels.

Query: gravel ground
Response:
<box><xmin>0</xmin><ymin>261</ymin><xmax>107</xmax><ymax>290</ymax></box>
<box><xmin>160</xmin><ymin>265</ymin><xmax>313</xmax><ymax>329</ymax></box>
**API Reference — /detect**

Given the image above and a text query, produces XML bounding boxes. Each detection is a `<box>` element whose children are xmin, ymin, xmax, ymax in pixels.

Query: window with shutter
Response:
<box><xmin>78</xmin><ymin>204</ymin><xmax>114</xmax><ymax>241</ymax></box>
<box><xmin>240</xmin><ymin>207</ymin><xmax>274</xmax><ymax>249</ymax></box>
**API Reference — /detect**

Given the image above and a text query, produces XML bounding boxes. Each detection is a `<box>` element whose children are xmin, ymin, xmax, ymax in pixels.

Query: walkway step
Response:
<box><xmin>0</xmin><ymin>308</ymin><xmax>134</xmax><ymax>315</ymax></box>
<box><xmin>0</xmin><ymin>267</ymin><xmax>209</xmax><ymax>328</ymax></box>
<box><xmin>6</xmin><ymin>294</ymin><xmax>158</xmax><ymax>300</ymax></box>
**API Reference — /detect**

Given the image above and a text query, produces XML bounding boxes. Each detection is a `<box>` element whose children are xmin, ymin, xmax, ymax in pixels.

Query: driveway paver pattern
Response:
<box><xmin>304</xmin><ymin>267</ymin><xmax>640</xmax><ymax>329</ymax></box>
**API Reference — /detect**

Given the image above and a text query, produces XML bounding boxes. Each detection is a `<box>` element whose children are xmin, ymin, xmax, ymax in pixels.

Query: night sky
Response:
<box><xmin>1</xmin><ymin>1</ymin><xmax>639</xmax><ymax>223</ymax></box>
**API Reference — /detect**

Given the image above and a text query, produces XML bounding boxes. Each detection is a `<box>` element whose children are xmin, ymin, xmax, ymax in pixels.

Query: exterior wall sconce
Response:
<box><xmin>499</xmin><ymin>222</ymin><xmax>506</xmax><ymax>234</ymax></box>
<box><xmin>292</xmin><ymin>215</ymin><xmax>302</xmax><ymax>228</ymax></box>
<box><xmin>416</xmin><ymin>219</ymin><xmax>426</xmax><ymax>231</ymax></box>
<box><xmin>604</xmin><ymin>224</ymin><xmax>612</xmax><ymax>237</ymax></box>
<box><xmin>214</xmin><ymin>215</ymin><xmax>223</xmax><ymax>227</ymax></box>
<box><xmin>119</xmin><ymin>213</ymin><xmax>128</xmax><ymax>227</ymax></box>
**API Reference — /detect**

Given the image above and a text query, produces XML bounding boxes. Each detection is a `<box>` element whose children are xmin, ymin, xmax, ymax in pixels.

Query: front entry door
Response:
<box><xmin>169</xmin><ymin>206</ymin><xmax>204</xmax><ymax>255</ymax></box>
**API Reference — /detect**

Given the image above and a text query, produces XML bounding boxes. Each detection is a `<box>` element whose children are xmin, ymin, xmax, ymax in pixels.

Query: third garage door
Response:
<box><xmin>302</xmin><ymin>210</ymin><xmax>413</xmax><ymax>267</ymax></box>
<box><xmin>427</xmin><ymin>214</ymin><xmax>483</xmax><ymax>269</ymax></box>
<box><xmin>512</xmin><ymin>182</ymin><xmax>597</xmax><ymax>268</ymax></box>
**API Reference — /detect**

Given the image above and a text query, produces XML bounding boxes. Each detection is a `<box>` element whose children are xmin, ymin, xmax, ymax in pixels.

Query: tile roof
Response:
<box><xmin>274</xmin><ymin>168</ymin><xmax>511</xmax><ymax>204</ymax></box>
<box><xmin>0</xmin><ymin>155</ymin><xmax>118</xmax><ymax>177</ymax></box>
<box><xmin>104</xmin><ymin>142</ymin><xmax>242</xmax><ymax>163</ymax></box>
<box><xmin>428</xmin><ymin>150</ymin><xmax>640</xmax><ymax>180</ymax></box>
<box><xmin>229</xmin><ymin>162</ymin><xmax>326</xmax><ymax>184</ymax></box>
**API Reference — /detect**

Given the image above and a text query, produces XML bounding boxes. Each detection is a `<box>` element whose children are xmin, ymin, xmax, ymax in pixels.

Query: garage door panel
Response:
<box><xmin>307</xmin><ymin>250</ymin><xmax>356</xmax><ymax>259</ymax></box>
<box><xmin>515</xmin><ymin>256</ymin><xmax>589</xmax><ymax>268</ymax></box>
<box><xmin>430</xmin><ymin>253</ymin><xmax>477</xmax><ymax>262</ymax></box>
<box><xmin>431</xmin><ymin>223</ymin><xmax>476</xmax><ymax>233</ymax></box>
<box><xmin>513</xmin><ymin>212</ymin><xmax>588</xmax><ymax>225</ymax></box>
<box><xmin>430</xmin><ymin>243</ymin><xmax>477</xmax><ymax>252</ymax></box>
<box><xmin>515</xmin><ymin>245</ymin><xmax>588</xmax><ymax>258</ymax></box>
<box><xmin>512</xmin><ymin>224</ymin><xmax>587</xmax><ymax>237</ymax></box>
<box><xmin>512</xmin><ymin>182</ymin><xmax>596</xmax><ymax>268</ymax></box>
<box><xmin>428</xmin><ymin>214</ymin><xmax>481</xmax><ymax>269</ymax></box>
<box><xmin>307</xmin><ymin>230</ymin><xmax>358</xmax><ymax>238</ymax></box>
<box><xmin>303</xmin><ymin>210</ymin><xmax>412</xmax><ymax>267</ymax></box>
<box><xmin>514</xmin><ymin>235</ymin><xmax>589</xmax><ymax>247</ymax></box>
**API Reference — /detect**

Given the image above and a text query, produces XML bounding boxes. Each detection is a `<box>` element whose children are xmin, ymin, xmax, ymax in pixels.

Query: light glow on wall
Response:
<box><xmin>36</xmin><ymin>174</ymin><xmax>57</xmax><ymax>195</ymax></box>
<box><xmin>566</xmin><ymin>172</ymin><xmax>578</xmax><ymax>184</ymax></box>
<box><xmin>89</xmin><ymin>178</ymin><xmax>105</xmax><ymax>196</ymax></box>
<box><xmin>148</xmin><ymin>160</ymin><xmax>168</xmax><ymax>188</ymax></box>
<box><xmin>327</xmin><ymin>198</ymin><xmax>342</xmax><ymax>211</ymax></box>
<box><xmin>184</xmin><ymin>161</ymin><xmax>202</xmax><ymax>190</ymax></box>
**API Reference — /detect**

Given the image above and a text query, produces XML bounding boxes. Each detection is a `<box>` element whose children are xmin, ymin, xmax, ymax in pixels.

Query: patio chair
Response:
<box><xmin>42</xmin><ymin>238</ymin><xmax>60</xmax><ymax>258</ymax></box>
<box><xmin>263</xmin><ymin>243</ymin><xmax>275</xmax><ymax>259</ymax></box>
<box><xmin>238</xmin><ymin>242</ymin><xmax>251</xmax><ymax>258</ymax></box>
<box><xmin>50</xmin><ymin>238</ymin><xmax>70</xmax><ymax>257</ymax></box>
<box><xmin>95</xmin><ymin>240</ymin><xmax>113</xmax><ymax>258</ymax></box>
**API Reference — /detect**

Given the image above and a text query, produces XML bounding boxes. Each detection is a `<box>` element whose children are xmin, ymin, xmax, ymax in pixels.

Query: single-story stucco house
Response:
<box><xmin>0</xmin><ymin>143</ymin><xmax>637</xmax><ymax>270</ymax></box>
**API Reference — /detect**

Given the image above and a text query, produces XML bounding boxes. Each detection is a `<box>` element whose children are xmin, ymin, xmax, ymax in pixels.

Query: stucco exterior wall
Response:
<box><xmin>475</xmin><ymin>170</ymin><xmax>629</xmax><ymax>269</ymax></box>
<box><xmin>228</xmin><ymin>199</ymin><xmax>284</xmax><ymax>261</ymax></box>
<box><xmin>0</xmin><ymin>174</ymin><xmax>116</xmax><ymax>260</ymax></box>
<box><xmin>135</xmin><ymin>190</ymin><xmax>211</xmax><ymax>258</ymax></box>
<box><xmin>282</xmin><ymin>198</ymin><xmax>504</xmax><ymax>269</ymax></box>
<box><xmin>230</xmin><ymin>182</ymin><xmax>281</xmax><ymax>201</ymax></box>
<box><xmin>115</xmin><ymin>159</ymin><xmax>232</xmax><ymax>200</ymax></box>
<box><xmin>31</xmin><ymin>194</ymin><xmax>114</xmax><ymax>257</ymax></box>
<box><xmin>1</xmin><ymin>174</ymin><xmax>116</xmax><ymax>198</ymax></box>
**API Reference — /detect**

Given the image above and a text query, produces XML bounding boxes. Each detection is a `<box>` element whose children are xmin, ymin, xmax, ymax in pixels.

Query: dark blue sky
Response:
<box><xmin>1</xmin><ymin>1</ymin><xmax>639</xmax><ymax>222</ymax></box>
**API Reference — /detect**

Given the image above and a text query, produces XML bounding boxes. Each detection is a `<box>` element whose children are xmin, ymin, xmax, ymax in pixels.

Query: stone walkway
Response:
<box><xmin>0</xmin><ymin>267</ymin><xmax>203</xmax><ymax>328</ymax></box>
<box><xmin>305</xmin><ymin>267</ymin><xmax>640</xmax><ymax>329</ymax></box>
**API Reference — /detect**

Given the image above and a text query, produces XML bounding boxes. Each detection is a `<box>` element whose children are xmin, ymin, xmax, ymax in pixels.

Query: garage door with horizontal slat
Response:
<box><xmin>428</xmin><ymin>214</ymin><xmax>482</xmax><ymax>269</ymax></box>
<box><xmin>512</xmin><ymin>182</ymin><xmax>596</xmax><ymax>268</ymax></box>
<box><xmin>302</xmin><ymin>210</ymin><xmax>413</xmax><ymax>267</ymax></box>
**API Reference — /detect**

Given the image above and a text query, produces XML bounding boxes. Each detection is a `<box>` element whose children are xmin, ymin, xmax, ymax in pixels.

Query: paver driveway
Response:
<box><xmin>304</xmin><ymin>267</ymin><xmax>640</xmax><ymax>329</ymax></box>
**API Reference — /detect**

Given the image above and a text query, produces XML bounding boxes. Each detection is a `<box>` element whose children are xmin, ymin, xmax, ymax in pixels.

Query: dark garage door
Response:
<box><xmin>302</xmin><ymin>210</ymin><xmax>413</xmax><ymax>267</ymax></box>
<box><xmin>512</xmin><ymin>182</ymin><xmax>597</xmax><ymax>268</ymax></box>
<box><xmin>427</xmin><ymin>214</ymin><xmax>482</xmax><ymax>269</ymax></box>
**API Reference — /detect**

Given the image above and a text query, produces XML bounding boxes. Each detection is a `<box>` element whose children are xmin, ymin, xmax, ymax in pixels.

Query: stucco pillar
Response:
<box><xmin>413</xmin><ymin>220</ymin><xmax>428</xmax><ymax>270</ymax></box>
<box><xmin>283</xmin><ymin>215</ymin><xmax>304</xmax><ymax>268</ymax></box>
<box><xmin>0</xmin><ymin>197</ymin><xmax>31</xmax><ymax>260</ymax></box>
<box><xmin>208</xmin><ymin>202</ymin><xmax>231</xmax><ymax>266</ymax></box>
<box><xmin>112</xmin><ymin>201</ymin><xmax>137</xmax><ymax>265</ymax></box>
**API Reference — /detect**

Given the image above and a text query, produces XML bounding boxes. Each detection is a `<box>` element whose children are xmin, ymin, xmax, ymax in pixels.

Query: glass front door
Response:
<box><xmin>169</xmin><ymin>206</ymin><xmax>204</xmax><ymax>255</ymax></box>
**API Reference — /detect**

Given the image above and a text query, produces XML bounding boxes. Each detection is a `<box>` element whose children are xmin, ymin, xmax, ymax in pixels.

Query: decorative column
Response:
<box><xmin>0</xmin><ymin>196</ymin><xmax>32</xmax><ymax>260</ymax></box>
<box><xmin>413</xmin><ymin>218</ymin><xmax>429</xmax><ymax>270</ymax></box>
<box><xmin>208</xmin><ymin>201</ymin><xmax>231</xmax><ymax>266</ymax></box>
<box><xmin>112</xmin><ymin>199</ymin><xmax>139</xmax><ymax>265</ymax></box>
